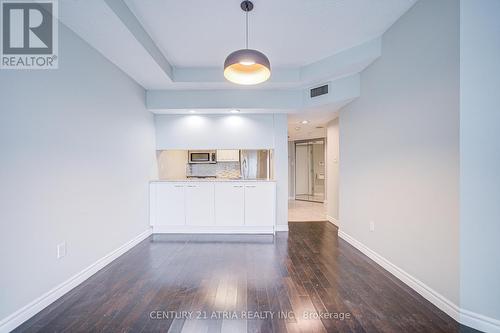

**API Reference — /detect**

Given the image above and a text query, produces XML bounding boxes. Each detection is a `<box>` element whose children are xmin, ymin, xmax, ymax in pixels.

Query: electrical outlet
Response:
<box><xmin>369</xmin><ymin>221</ymin><xmax>375</xmax><ymax>232</ymax></box>
<box><xmin>57</xmin><ymin>242</ymin><xmax>66</xmax><ymax>259</ymax></box>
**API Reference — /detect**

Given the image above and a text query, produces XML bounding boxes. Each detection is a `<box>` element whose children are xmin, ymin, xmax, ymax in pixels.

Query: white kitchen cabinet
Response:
<box><xmin>151</xmin><ymin>181</ymin><xmax>275</xmax><ymax>233</ymax></box>
<box><xmin>216</xmin><ymin>150</ymin><xmax>240</xmax><ymax>162</ymax></box>
<box><xmin>154</xmin><ymin>182</ymin><xmax>186</xmax><ymax>226</ymax></box>
<box><xmin>244</xmin><ymin>182</ymin><xmax>275</xmax><ymax>226</ymax></box>
<box><xmin>185</xmin><ymin>182</ymin><xmax>215</xmax><ymax>226</ymax></box>
<box><xmin>215</xmin><ymin>182</ymin><xmax>245</xmax><ymax>226</ymax></box>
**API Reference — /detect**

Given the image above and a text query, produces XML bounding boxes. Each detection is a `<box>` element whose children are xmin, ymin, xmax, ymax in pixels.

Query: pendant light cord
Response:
<box><xmin>245</xmin><ymin>6</ymin><xmax>249</xmax><ymax>49</ymax></box>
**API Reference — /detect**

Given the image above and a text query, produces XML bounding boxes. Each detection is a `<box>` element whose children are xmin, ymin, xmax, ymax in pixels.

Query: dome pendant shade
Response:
<box><xmin>223</xmin><ymin>1</ymin><xmax>271</xmax><ymax>85</ymax></box>
<box><xmin>224</xmin><ymin>49</ymin><xmax>271</xmax><ymax>85</ymax></box>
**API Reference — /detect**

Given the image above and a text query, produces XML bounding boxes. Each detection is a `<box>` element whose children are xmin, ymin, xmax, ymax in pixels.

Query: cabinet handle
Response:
<box><xmin>174</xmin><ymin>185</ymin><xmax>184</xmax><ymax>188</ymax></box>
<box><xmin>187</xmin><ymin>185</ymin><xmax>198</xmax><ymax>188</ymax></box>
<box><xmin>246</xmin><ymin>185</ymin><xmax>257</xmax><ymax>188</ymax></box>
<box><xmin>233</xmin><ymin>185</ymin><xmax>243</xmax><ymax>188</ymax></box>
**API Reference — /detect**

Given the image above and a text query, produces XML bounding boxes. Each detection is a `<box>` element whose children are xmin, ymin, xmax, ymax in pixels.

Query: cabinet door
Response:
<box><xmin>185</xmin><ymin>182</ymin><xmax>215</xmax><ymax>226</ymax></box>
<box><xmin>244</xmin><ymin>182</ymin><xmax>275</xmax><ymax>226</ymax></box>
<box><xmin>216</xmin><ymin>150</ymin><xmax>240</xmax><ymax>162</ymax></box>
<box><xmin>215</xmin><ymin>182</ymin><xmax>245</xmax><ymax>226</ymax></box>
<box><xmin>156</xmin><ymin>183</ymin><xmax>186</xmax><ymax>226</ymax></box>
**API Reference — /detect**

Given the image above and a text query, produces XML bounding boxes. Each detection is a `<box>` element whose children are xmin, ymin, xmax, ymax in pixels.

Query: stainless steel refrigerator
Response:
<box><xmin>240</xmin><ymin>150</ymin><xmax>270</xmax><ymax>180</ymax></box>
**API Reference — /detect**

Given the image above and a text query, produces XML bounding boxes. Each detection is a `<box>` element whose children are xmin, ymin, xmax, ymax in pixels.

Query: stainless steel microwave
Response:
<box><xmin>188</xmin><ymin>150</ymin><xmax>217</xmax><ymax>164</ymax></box>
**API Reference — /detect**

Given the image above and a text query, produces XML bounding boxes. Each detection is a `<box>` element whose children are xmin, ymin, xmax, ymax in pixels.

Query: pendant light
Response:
<box><xmin>224</xmin><ymin>1</ymin><xmax>271</xmax><ymax>85</ymax></box>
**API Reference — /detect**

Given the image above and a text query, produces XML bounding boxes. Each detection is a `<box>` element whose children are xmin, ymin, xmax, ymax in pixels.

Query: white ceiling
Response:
<box><xmin>287</xmin><ymin>101</ymin><xmax>349</xmax><ymax>141</ymax></box>
<box><xmin>125</xmin><ymin>0</ymin><xmax>416</xmax><ymax>68</ymax></box>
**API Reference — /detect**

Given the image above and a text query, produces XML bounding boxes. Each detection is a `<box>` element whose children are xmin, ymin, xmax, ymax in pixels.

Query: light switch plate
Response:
<box><xmin>57</xmin><ymin>242</ymin><xmax>66</xmax><ymax>259</ymax></box>
<box><xmin>369</xmin><ymin>221</ymin><xmax>375</xmax><ymax>232</ymax></box>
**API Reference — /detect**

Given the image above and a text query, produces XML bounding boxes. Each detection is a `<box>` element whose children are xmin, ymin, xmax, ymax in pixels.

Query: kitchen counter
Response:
<box><xmin>150</xmin><ymin>179</ymin><xmax>276</xmax><ymax>183</ymax></box>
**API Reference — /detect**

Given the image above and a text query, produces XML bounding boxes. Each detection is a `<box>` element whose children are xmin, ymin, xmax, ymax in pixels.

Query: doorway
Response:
<box><xmin>294</xmin><ymin>138</ymin><xmax>325</xmax><ymax>203</ymax></box>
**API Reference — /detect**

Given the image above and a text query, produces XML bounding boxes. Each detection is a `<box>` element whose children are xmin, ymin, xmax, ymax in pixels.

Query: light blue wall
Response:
<box><xmin>339</xmin><ymin>0</ymin><xmax>460</xmax><ymax>304</ymax></box>
<box><xmin>0</xmin><ymin>23</ymin><xmax>157</xmax><ymax>323</ymax></box>
<box><xmin>273</xmin><ymin>114</ymin><xmax>289</xmax><ymax>228</ymax></box>
<box><xmin>460</xmin><ymin>0</ymin><xmax>500</xmax><ymax>323</ymax></box>
<box><xmin>326</xmin><ymin>118</ymin><xmax>339</xmax><ymax>220</ymax></box>
<box><xmin>154</xmin><ymin>114</ymin><xmax>276</xmax><ymax>149</ymax></box>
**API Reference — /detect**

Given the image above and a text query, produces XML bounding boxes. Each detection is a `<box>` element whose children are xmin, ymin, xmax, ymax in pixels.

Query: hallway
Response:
<box><xmin>288</xmin><ymin>199</ymin><xmax>327</xmax><ymax>222</ymax></box>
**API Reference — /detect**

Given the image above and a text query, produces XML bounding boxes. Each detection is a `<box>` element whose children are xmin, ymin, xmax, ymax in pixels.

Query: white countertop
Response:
<box><xmin>150</xmin><ymin>178</ymin><xmax>276</xmax><ymax>183</ymax></box>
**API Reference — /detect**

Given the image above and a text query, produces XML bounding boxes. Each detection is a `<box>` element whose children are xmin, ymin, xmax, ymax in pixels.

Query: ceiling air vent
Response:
<box><xmin>310</xmin><ymin>84</ymin><xmax>329</xmax><ymax>98</ymax></box>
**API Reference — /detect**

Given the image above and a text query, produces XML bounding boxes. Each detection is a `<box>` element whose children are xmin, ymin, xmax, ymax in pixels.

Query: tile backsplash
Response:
<box><xmin>187</xmin><ymin>162</ymin><xmax>241</xmax><ymax>179</ymax></box>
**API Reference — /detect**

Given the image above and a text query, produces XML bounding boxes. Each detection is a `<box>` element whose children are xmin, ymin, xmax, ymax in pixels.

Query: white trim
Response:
<box><xmin>153</xmin><ymin>225</ymin><xmax>275</xmax><ymax>234</ymax></box>
<box><xmin>460</xmin><ymin>309</ymin><xmax>500</xmax><ymax>333</ymax></box>
<box><xmin>275</xmin><ymin>224</ymin><xmax>289</xmax><ymax>232</ymax></box>
<box><xmin>326</xmin><ymin>215</ymin><xmax>339</xmax><ymax>227</ymax></box>
<box><xmin>338</xmin><ymin>230</ymin><xmax>500</xmax><ymax>333</ymax></box>
<box><xmin>0</xmin><ymin>228</ymin><xmax>152</xmax><ymax>333</ymax></box>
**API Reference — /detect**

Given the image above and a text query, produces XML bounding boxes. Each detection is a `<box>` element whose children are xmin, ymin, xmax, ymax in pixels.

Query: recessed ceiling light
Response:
<box><xmin>189</xmin><ymin>110</ymin><xmax>196</xmax><ymax>113</ymax></box>
<box><xmin>301</xmin><ymin>120</ymin><xmax>309</xmax><ymax>124</ymax></box>
<box><xmin>230</xmin><ymin>109</ymin><xmax>240</xmax><ymax>113</ymax></box>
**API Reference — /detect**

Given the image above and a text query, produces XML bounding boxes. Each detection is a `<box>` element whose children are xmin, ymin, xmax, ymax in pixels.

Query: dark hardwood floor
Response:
<box><xmin>16</xmin><ymin>222</ymin><xmax>477</xmax><ymax>333</ymax></box>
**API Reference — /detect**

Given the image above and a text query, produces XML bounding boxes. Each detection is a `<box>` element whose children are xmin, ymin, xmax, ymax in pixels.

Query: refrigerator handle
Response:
<box><xmin>242</xmin><ymin>158</ymin><xmax>247</xmax><ymax>179</ymax></box>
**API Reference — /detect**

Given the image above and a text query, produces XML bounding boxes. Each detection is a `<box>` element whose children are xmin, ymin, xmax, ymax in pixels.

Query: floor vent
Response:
<box><xmin>310</xmin><ymin>84</ymin><xmax>329</xmax><ymax>98</ymax></box>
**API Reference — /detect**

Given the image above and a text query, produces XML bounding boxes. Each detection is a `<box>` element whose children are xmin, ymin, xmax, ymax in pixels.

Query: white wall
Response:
<box><xmin>273</xmin><ymin>114</ymin><xmax>289</xmax><ymax>228</ymax></box>
<box><xmin>155</xmin><ymin>114</ymin><xmax>275</xmax><ymax>149</ymax></box>
<box><xmin>460</xmin><ymin>0</ymin><xmax>500</xmax><ymax>325</ymax></box>
<box><xmin>288</xmin><ymin>141</ymin><xmax>295</xmax><ymax>199</ymax></box>
<box><xmin>326</xmin><ymin>118</ymin><xmax>339</xmax><ymax>220</ymax></box>
<box><xmin>154</xmin><ymin>113</ymin><xmax>288</xmax><ymax>227</ymax></box>
<box><xmin>0</xmin><ymin>23</ymin><xmax>157</xmax><ymax>324</ymax></box>
<box><xmin>339</xmin><ymin>0</ymin><xmax>460</xmax><ymax>305</ymax></box>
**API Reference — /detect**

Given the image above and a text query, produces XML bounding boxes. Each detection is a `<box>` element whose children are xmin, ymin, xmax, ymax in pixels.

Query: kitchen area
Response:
<box><xmin>150</xmin><ymin>148</ymin><xmax>277</xmax><ymax>233</ymax></box>
<box><xmin>149</xmin><ymin>113</ymin><xmax>288</xmax><ymax>234</ymax></box>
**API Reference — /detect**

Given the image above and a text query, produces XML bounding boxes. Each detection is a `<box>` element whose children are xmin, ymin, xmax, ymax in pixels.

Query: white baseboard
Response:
<box><xmin>0</xmin><ymin>228</ymin><xmax>152</xmax><ymax>333</ymax></box>
<box><xmin>461</xmin><ymin>309</ymin><xmax>500</xmax><ymax>333</ymax></box>
<box><xmin>326</xmin><ymin>215</ymin><xmax>339</xmax><ymax>227</ymax></box>
<box><xmin>275</xmin><ymin>224</ymin><xmax>289</xmax><ymax>232</ymax></box>
<box><xmin>338</xmin><ymin>230</ymin><xmax>500</xmax><ymax>333</ymax></box>
<box><xmin>153</xmin><ymin>225</ymin><xmax>275</xmax><ymax>234</ymax></box>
